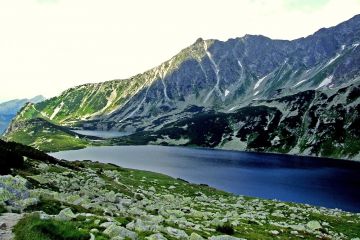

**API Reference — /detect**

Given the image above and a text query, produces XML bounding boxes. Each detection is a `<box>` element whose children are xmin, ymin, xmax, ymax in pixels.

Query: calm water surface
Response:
<box><xmin>51</xmin><ymin>145</ymin><xmax>360</xmax><ymax>212</ymax></box>
<box><xmin>72</xmin><ymin>130</ymin><xmax>130</xmax><ymax>138</ymax></box>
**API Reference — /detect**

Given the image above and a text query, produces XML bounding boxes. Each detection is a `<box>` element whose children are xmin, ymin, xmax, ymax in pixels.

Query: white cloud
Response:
<box><xmin>0</xmin><ymin>0</ymin><xmax>359</xmax><ymax>101</ymax></box>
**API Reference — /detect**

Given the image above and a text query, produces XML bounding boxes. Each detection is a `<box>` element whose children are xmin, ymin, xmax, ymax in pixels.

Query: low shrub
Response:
<box><xmin>216</xmin><ymin>223</ymin><xmax>235</xmax><ymax>235</ymax></box>
<box><xmin>0</xmin><ymin>204</ymin><xmax>7</xmax><ymax>214</ymax></box>
<box><xmin>0</xmin><ymin>148</ymin><xmax>24</xmax><ymax>175</ymax></box>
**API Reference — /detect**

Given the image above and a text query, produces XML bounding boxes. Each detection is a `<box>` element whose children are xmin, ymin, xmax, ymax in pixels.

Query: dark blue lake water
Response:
<box><xmin>51</xmin><ymin>145</ymin><xmax>360</xmax><ymax>212</ymax></box>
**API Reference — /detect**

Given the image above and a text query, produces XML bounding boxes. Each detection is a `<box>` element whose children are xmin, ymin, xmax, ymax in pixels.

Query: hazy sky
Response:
<box><xmin>0</xmin><ymin>0</ymin><xmax>359</xmax><ymax>102</ymax></box>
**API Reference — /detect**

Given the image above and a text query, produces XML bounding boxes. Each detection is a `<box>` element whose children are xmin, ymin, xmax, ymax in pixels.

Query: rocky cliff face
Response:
<box><xmin>120</xmin><ymin>82</ymin><xmax>359</xmax><ymax>160</ymax></box>
<box><xmin>5</xmin><ymin>15</ymin><xmax>360</xmax><ymax>159</ymax></box>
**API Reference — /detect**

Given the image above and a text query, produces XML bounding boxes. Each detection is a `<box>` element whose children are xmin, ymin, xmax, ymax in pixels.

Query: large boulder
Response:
<box><xmin>19</xmin><ymin>197</ymin><xmax>39</xmax><ymax>208</ymax></box>
<box><xmin>100</xmin><ymin>222</ymin><xmax>116</xmax><ymax>228</ymax></box>
<box><xmin>208</xmin><ymin>236</ymin><xmax>246</xmax><ymax>240</ymax></box>
<box><xmin>0</xmin><ymin>175</ymin><xmax>30</xmax><ymax>202</ymax></box>
<box><xmin>0</xmin><ymin>175</ymin><xmax>38</xmax><ymax>211</ymax></box>
<box><xmin>146</xmin><ymin>233</ymin><xmax>168</xmax><ymax>240</ymax></box>
<box><xmin>0</xmin><ymin>222</ymin><xmax>6</xmax><ymax>230</ymax></box>
<box><xmin>306</xmin><ymin>221</ymin><xmax>322</xmax><ymax>231</ymax></box>
<box><xmin>55</xmin><ymin>208</ymin><xmax>76</xmax><ymax>221</ymax></box>
<box><xmin>105</xmin><ymin>191</ymin><xmax>117</xmax><ymax>203</ymax></box>
<box><xmin>190</xmin><ymin>232</ymin><xmax>205</xmax><ymax>240</ymax></box>
<box><xmin>165</xmin><ymin>227</ymin><xmax>188</xmax><ymax>239</ymax></box>
<box><xmin>290</xmin><ymin>224</ymin><xmax>306</xmax><ymax>232</ymax></box>
<box><xmin>126</xmin><ymin>219</ymin><xmax>161</xmax><ymax>232</ymax></box>
<box><xmin>103</xmin><ymin>224</ymin><xmax>138</xmax><ymax>239</ymax></box>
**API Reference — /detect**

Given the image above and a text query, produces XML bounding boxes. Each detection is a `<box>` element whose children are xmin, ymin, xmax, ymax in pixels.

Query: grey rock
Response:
<box><xmin>111</xmin><ymin>237</ymin><xmax>125</xmax><ymax>240</ymax></box>
<box><xmin>126</xmin><ymin>219</ymin><xmax>160</xmax><ymax>232</ymax></box>
<box><xmin>165</xmin><ymin>227</ymin><xmax>188</xmax><ymax>239</ymax></box>
<box><xmin>190</xmin><ymin>232</ymin><xmax>205</xmax><ymax>240</ymax></box>
<box><xmin>306</xmin><ymin>221</ymin><xmax>322</xmax><ymax>231</ymax></box>
<box><xmin>100</xmin><ymin>222</ymin><xmax>116</xmax><ymax>228</ymax></box>
<box><xmin>290</xmin><ymin>224</ymin><xmax>306</xmax><ymax>232</ymax></box>
<box><xmin>208</xmin><ymin>235</ymin><xmax>246</xmax><ymax>240</ymax></box>
<box><xmin>0</xmin><ymin>222</ymin><xmax>6</xmax><ymax>230</ymax></box>
<box><xmin>103</xmin><ymin>224</ymin><xmax>137</xmax><ymax>239</ymax></box>
<box><xmin>55</xmin><ymin>208</ymin><xmax>76</xmax><ymax>221</ymax></box>
<box><xmin>90</xmin><ymin>233</ymin><xmax>95</xmax><ymax>240</ymax></box>
<box><xmin>146</xmin><ymin>233</ymin><xmax>168</xmax><ymax>240</ymax></box>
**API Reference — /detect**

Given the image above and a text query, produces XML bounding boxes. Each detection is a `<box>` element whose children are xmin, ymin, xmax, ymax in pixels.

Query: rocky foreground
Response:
<box><xmin>1</xmin><ymin>156</ymin><xmax>360</xmax><ymax>240</ymax></box>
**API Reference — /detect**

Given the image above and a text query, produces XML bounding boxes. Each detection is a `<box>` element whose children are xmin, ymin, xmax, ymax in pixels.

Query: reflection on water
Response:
<box><xmin>72</xmin><ymin>130</ymin><xmax>130</xmax><ymax>138</ymax></box>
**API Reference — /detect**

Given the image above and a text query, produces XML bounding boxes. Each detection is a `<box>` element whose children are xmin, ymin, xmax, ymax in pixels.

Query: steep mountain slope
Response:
<box><xmin>5</xmin><ymin>15</ymin><xmax>360</xmax><ymax>159</ymax></box>
<box><xmin>0</xmin><ymin>95</ymin><xmax>45</xmax><ymax>134</ymax></box>
<box><xmin>112</xmin><ymin>81</ymin><xmax>359</xmax><ymax>160</ymax></box>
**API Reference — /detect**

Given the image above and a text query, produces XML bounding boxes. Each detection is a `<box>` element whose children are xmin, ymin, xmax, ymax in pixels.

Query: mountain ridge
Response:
<box><xmin>5</xmin><ymin>14</ymin><xmax>360</xmax><ymax>160</ymax></box>
<box><xmin>0</xmin><ymin>95</ymin><xmax>45</xmax><ymax>134</ymax></box>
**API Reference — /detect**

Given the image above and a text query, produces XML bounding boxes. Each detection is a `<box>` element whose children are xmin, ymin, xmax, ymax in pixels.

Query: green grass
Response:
<box><xmin>24</xmin><ymin>198</ymin><xmax>64</xmax><ymax>215</ymax></box>
<box><xmin>308</xmin><ymin>212</ymin><xmax>360</xmax><ymax>239</ymax></box>
<box><xmin>216</xmin><ymin>223</ymin><xmax>235</xmax><ymax>235</ymax></box>
<box><xmin>114</xmin><ymin>216</ymin><xmax>133</xmax><ymax>227</ymax></box>
<box><xmin>0</xmin><ymin>204</ymin><xmax>7</xmax><ymax>214</ymax></box>
<box><xmin>24</xmin><ymin>197</ymin><xmax>90</xmax><ymax>215</ymax></box>
<box><xmin>14</xmin><ymin>214</ymin><xmax>90</xmax><ymax>240</ymax></box>
<box><xmin>5</xmin><ymin>121</ymin><xmax>90</xmax><ymax>152</ymax></box>
<box><xmin>84</xmin><ymin>161</ymin><xmax>231</xmax><ymax>198</ymax></box>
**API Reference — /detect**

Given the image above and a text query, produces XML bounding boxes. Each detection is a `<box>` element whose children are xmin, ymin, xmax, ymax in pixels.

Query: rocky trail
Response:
<box><xmin>0</xmin><ymin>213</ymin><xmax>23</xmax><ymax>240</ymax></box>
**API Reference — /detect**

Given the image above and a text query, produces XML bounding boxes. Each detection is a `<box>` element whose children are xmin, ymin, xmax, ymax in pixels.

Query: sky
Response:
<box><xmin>0</xmin><ymin>0</ymin><xmax>359</xmax><ymax>103</ymax></box>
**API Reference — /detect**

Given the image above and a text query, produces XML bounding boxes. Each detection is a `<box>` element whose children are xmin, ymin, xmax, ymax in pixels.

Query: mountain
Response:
<box><xmin>112</xmin><ymin>83</ymin><xmax>360</xmax><ymax>160</ymax></box>
<box><xmin>0</xmin><ymin>95</ymin><xmax>45</xmax><ymax>134</ymax></box>
<box><xmin>5</xmin><ymin>15</ymin><xmax>360</xmax><ymax>159</ymax></box>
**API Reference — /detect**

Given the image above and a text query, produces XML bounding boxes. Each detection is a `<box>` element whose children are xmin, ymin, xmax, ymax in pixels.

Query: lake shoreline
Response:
<box><xmin>51</xmin><ymin>145</ymin><xmax>360</xmax><ymax>212</ymax></box>
<box><xmin>51</xmin><ymin>141</ymin><xmax>360</xmax><ymax>164</ymax></box>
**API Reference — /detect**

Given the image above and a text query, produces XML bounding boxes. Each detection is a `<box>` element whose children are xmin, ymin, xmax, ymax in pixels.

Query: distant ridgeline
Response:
<box><xmin>4</xmin><ymin>15</ymin><xmax>360</xmax><ymax>160</ymax></box>
<box><xmin>0</xmin><ymin>95</ymin><xmax>45</xmax><ymax>134</ymax></box>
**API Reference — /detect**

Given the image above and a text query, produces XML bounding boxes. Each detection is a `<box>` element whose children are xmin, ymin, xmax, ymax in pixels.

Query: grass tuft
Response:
<box><xmin>216</xmin><ymin>223</ymin><xmax>235</xmax><ymax>235</ymax></box>
<box><xmin>14</xmin><ymin>213</ymin><xmax>89</xmax><ymax>240</ymax></box>
<box><xmin>0</xmin><ymin>204</ymin><xmax>7</xmax><ymax>214</ymax></box>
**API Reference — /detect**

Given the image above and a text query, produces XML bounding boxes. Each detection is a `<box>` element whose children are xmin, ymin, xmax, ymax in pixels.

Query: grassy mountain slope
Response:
<box><xmin>4</xmin><ymin>114</ymin><xmax>110</xmax><ymax>152</ymax></box>
<box><xmin>17</xmin><ymin>41</ymin><xmax>207</xmax><ymax>126</ymax></box>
